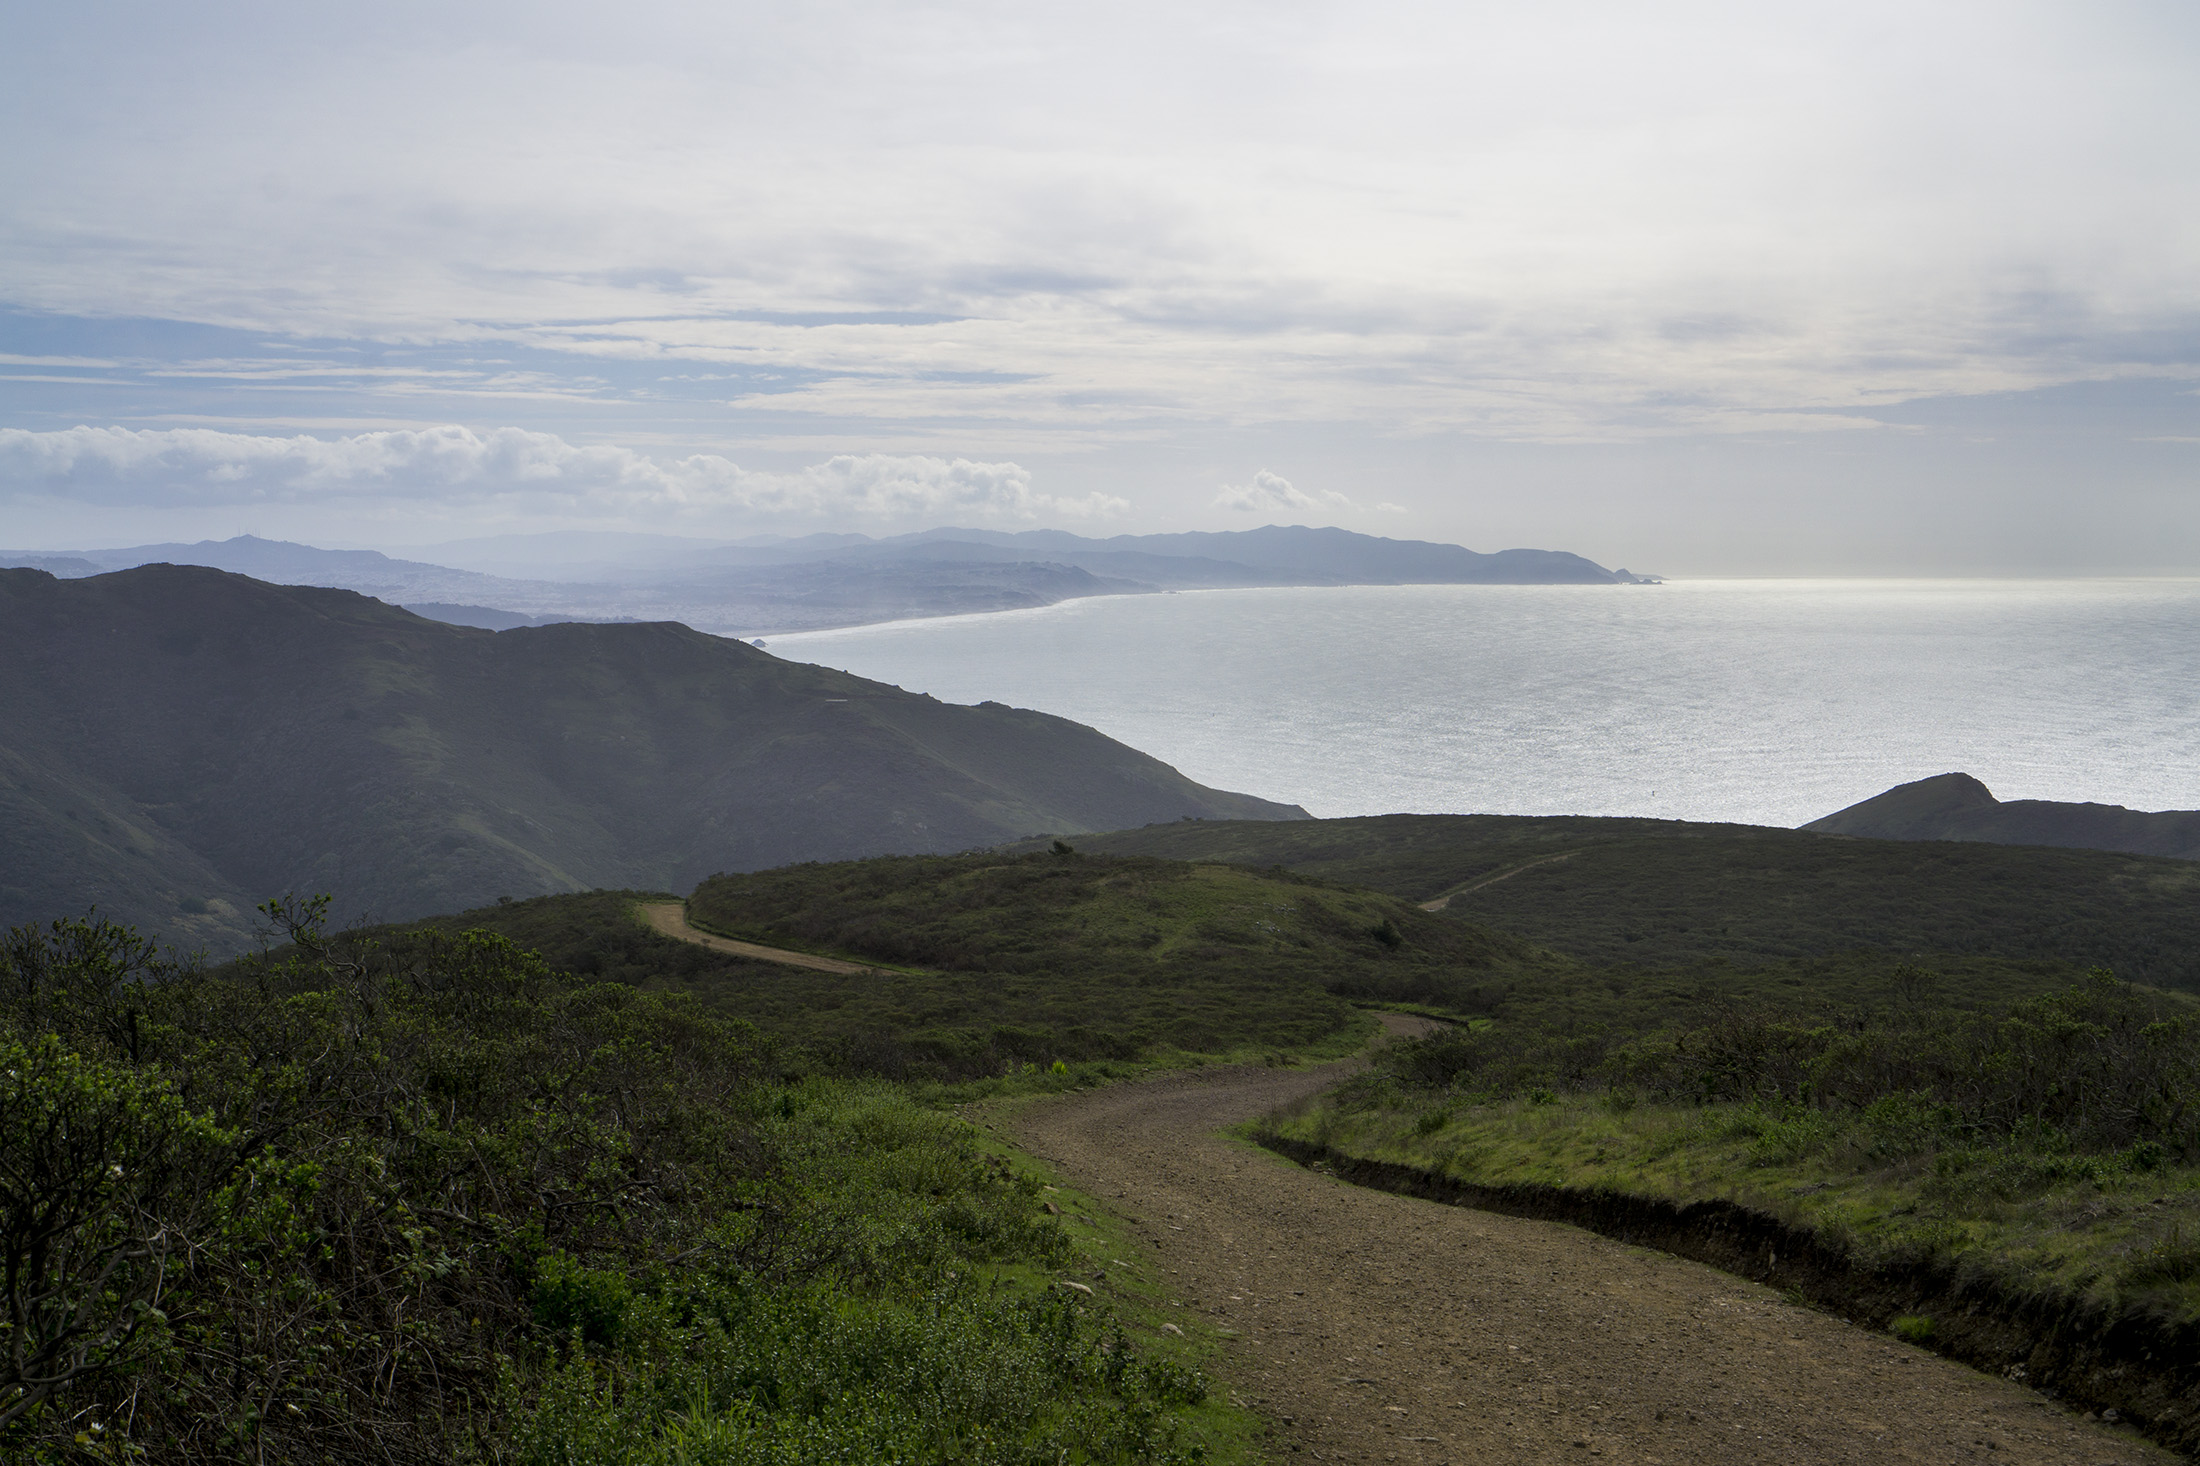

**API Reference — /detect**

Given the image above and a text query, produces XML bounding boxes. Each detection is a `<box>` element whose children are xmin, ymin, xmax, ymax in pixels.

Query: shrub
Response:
<box><xmin>0</xmin><ymin>906</ymin><xmax>1204</xmax><ymax>1464</ymax></box>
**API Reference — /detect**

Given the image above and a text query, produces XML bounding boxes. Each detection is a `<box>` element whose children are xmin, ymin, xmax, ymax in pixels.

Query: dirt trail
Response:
<box><xmin>1008</xmin><ymin>1022</ymin><xmax>2167</xmax><ymax>1465</ymax></box>
<box><xmin>1419</xmin><ymin>852</ymin><xmax>1578</xmax><ymax>912</ymax></box>
<box><xmin>636</xmin><ymin>901</ymin><xmax>882</xmax><ymax>974</ymax></box>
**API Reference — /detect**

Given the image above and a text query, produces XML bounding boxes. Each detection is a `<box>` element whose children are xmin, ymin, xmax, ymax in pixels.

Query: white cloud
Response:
<box><xmin>1215</xmin><ymin>469</ymin><xmax>1352</xmax><ymax>514</ymax></box>
<box><xmin>0</xmin><ymin>425</ymin><xmax>1124</xmax><ymax>523</ymax></box>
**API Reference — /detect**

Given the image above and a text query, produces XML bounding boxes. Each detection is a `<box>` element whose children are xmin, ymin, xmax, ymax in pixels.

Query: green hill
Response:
<box><xmin>1025</xmin><ymin>813</ymin><xmax>2200</xmax><ymax>989</ymax></box>
<box><xmin>675</xmin><ymin>849</ymin><xmax>1563</xmax><ymax>1065</ymax></box>
<box><xmin>373</xmin><ymin>852</ymin><xmax>1567</xmax><ymax>1076</ymax></box>
<box><xmin>0</xmin><ymin>565</ymin><xmax>1302</xmax><ymax>952</ymax></box>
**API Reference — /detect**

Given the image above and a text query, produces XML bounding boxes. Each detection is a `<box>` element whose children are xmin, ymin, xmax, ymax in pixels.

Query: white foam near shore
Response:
<box><xmin>769</xmin><ymin>579</ymin><xmax>2200</xmax><ymax>827</ymax></box>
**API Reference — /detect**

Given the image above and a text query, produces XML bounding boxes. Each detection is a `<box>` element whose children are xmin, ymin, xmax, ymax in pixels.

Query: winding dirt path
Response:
<box><xmin>1419</xmin><ymin>852</ymin><xmax>1579</xmax><ymax>912</ymax></box>
<box><xmin>1007</xmin><ymin>1027</ymin><xmax>2168</xmax><ymax>1465</ymax></box>
<box><xmin>635</xmin><ymin>901</ymin><xmax>883</xmax><ymax>974</ymax></box>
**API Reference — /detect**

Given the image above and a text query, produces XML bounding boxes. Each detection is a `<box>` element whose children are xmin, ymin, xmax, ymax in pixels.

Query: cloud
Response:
<box><xmin>0</xmin><ymin>425</ymin><xmax>1125</xmax><ymax>522</ymax></box>
<box><xmin>1214</xmin><ymin>468</ymin><xmax>1407</xmax><ymax>518</ymax></box>
<box><xmin>7</xmin><ymin>4</ymin><xmax>2200</xmax><ymax>454</ymax></box>
<box><xmin>1216</xmin><ymin>469</ymin><xmax>1344</xmax><ymax>514</ymax></box>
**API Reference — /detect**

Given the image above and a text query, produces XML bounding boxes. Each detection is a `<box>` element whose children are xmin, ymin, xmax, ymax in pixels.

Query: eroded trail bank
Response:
<box><xmin>1006</xmin><ymin>1044</ymin><xmax>2170</xmax><ymax>1465</ymax></box>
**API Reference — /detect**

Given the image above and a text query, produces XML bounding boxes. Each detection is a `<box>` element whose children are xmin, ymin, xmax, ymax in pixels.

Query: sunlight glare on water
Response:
<box><xmin>769</xmin><ymin>580</ymin><xmax>2200</xmax><ymax>826</ymax></box>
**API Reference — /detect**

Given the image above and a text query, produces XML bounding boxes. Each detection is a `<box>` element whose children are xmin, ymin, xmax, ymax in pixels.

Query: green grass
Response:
<box><xmin>1268</xmin><ymin>1088</ymin><xmax>2200</xmax><ymax>1327</ymax></box>
<box><xmin>1042</xmin><ymin>813</ymin><xmax>2200</xmax><ymax>989</ymax></box>
<box><xmin>956</xmin><ymin>1103</ymin><xmax>1277</xmax><ymax>1463</ymax></box>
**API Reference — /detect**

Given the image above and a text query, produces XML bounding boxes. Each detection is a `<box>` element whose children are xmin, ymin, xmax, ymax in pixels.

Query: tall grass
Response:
<box><xmin>1381</xmin><ymin>969</ymin><xmax>2200</xmax><ymax>1159</ymax></box>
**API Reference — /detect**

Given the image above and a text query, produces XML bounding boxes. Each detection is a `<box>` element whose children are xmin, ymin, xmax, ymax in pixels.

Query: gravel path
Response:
<box><xmin>1007</xmin><ymin>1025</ymin><xmax>2171</xmax><ymax>1465</ymax></box>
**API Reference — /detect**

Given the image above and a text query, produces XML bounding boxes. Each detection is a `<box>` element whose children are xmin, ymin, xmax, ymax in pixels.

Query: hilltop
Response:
<box><xmin>1805</xmin><ymin>770</ymin><xmax>2200</xmax><ymax>859</ymax></box>
<box><xmin>0</xmin><ymin>565</ymin><xmax>1300</xmax><ymax>951</ymax></box>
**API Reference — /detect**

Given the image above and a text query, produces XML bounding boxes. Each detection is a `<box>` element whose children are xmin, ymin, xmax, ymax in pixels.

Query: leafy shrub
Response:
<box><xmin>532</xmin><ymin>1252</ymin><xmax>634</xmax><ymax>1347</ymax></box>
<box><xmin>0</xmin><ymin>906</ymin><xmax>1202</xmax><ymax>1464</ymax></box>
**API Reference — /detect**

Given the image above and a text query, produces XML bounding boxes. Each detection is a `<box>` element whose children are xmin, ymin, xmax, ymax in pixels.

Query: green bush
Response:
<box><xmin>0</xmin><ymin>906</ymin><xmax>1205</xmax><ymax>1464</ymax></box>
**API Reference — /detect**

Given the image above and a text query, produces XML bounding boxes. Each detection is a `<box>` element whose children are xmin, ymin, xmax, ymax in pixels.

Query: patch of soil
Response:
<box><xmin>1006</xmin><ymin>1030</ymin><xmax>2172</xmax><ymax>1465</ymax></box>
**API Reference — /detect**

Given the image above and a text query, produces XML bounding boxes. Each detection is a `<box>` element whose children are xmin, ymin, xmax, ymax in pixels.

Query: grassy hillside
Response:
<box><xmin>1039</xmin><ymin>814</ymin><xmax>2200</xmax><ymax>988</ymax></box>
<box><xmin>396</xmin><ymin>851</ymin><xmax>1599</xmax><ymax>1072</ymax></box>
<box><xmin>396</xmin><ymin>858</ymin><xmax>2106</xmax><ymax>1070</ymax></box>
<box><xmin>0</xmin><ymin>565</ymin><xmax>1302</xmax><ymax>950</ymax></box>
<box><xmin>673</xmin><ymin>850</ymin><xmax>1568</xmax><ymax>1067</ymax></box>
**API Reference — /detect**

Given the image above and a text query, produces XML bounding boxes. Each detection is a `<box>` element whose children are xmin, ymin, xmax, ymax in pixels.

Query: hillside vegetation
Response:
<box><xmin>674</xmin><ymin>850</ymin><xmax>1562</xmax><ymax>1071</ymax></box>
<box><xmin>0</xmin><ymin>565</ymin><xmax>1300</xmax><ymax>951</ymax></box>
<box><xmin>390</xmin><ymin>857</ymin><xmax>2108</xmax><ymax>1074</ymax></box>
<box><xmin>1042</xmin><ymin>814</ymin><xmax>2200</xmax><ymax>987</ymax></box>
<box><xmin>0</xmin><ymin>904</ymin><xmax>1221</xmax><ymax>1464</ymax></box>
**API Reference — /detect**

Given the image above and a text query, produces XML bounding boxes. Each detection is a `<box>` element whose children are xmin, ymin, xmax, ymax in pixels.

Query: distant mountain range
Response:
<box><xmin>1804</xmin><ymin>772</ymin><xmax>2200</xmax><ymax>860</ymax></box>
<box><xmin>1</xmin><ymin>525</ymin><xmax>1658</xmax><ymax>636</ymax></box>
<box><xmin>0</xmin><ymin>564</ymin><xmax>1303</xmax><ymax>953</ymax></box>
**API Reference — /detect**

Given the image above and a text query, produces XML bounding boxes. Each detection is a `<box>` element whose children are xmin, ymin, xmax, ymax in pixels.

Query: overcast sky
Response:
<box><xmin>4</xmin><ymin>0</ymin><xmax>2198</xmax><ymax>572</ymax></box>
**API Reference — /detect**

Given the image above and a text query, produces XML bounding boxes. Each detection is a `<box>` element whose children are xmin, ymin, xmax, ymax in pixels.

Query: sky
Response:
<box><xmin>3</xmin><ymin>0</ymin><xmax>2198</xmax><ymax>574</ymax></box>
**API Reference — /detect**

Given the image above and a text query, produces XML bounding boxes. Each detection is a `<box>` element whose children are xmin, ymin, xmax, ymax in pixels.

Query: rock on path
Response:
<box><xmin>1007</xmin><ymin>1026</ymin><xmax>2169</xmax><ymax>1465</ymax></box>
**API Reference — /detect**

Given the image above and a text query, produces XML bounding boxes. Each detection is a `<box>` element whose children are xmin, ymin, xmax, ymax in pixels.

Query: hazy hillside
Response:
<box><xmin>0</xmin><ymin>535</ymin><xmax>1149</xmax><ymax>635</ymax></box>
<box><xmin>1028</xmin><ymin>812</ymin><xmax>2200</xmax><ymax>988</ymax></box>
<box><xmin>872</xmin><ymin>524</ymin><xmax>1641</xmax><ymax>584</ymax></box>
<box><xmin>0</xmin><ymin>565</ymin><xmax>1302</xmax><ymax>951</ymax></box>
<box><xmin>6</xmin><ymin>522</ymin><xmax>1650</xmax><ymax>637</ymax></box>
<box><xmin>1804</xmin><ymin>771</ymin><xmax>2200</xmax><ymax>859</ymax></box>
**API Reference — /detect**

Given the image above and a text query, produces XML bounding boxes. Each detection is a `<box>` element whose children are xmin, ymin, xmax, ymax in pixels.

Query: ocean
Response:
<box><xmin>769</xmin><ymin>580</ymin><xmax>2200</xmax><ymax>827</ymax></box>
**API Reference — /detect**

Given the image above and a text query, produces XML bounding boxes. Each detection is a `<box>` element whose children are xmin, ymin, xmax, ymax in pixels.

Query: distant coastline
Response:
<box><xmin>1</xmin><ymin>523</ymin><xmax>1656</xmax><ymax>639</ymax></box>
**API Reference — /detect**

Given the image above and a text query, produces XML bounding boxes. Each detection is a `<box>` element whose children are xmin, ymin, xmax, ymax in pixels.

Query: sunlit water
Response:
<box><xmin>768</xmin><ymin>581</ymin><xmax>2200</xmax><ymax>826</ymax></box>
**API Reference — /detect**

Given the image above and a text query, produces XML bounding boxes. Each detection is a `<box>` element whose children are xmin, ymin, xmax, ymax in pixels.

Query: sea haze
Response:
<box><xmin>772</xmin><ymin>579</ymin><xmax>2200</xmax><ymax>827</ymax></box>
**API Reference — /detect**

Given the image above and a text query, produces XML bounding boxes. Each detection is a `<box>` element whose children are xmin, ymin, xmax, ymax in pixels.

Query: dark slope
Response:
<box><xmin>1020</xmin><ymin>813</ymin><xmax>2200</xmax><ymax>988</ymax></box>
<box><xmin>1804</xmin><ymin>771</ymin><xmax>2200</xmax><ymax>860</ymax></box>
<box><xmin>0</xmin><ymin>565</ymin><xmax>1303</xmax><ymax>949</ymax></box>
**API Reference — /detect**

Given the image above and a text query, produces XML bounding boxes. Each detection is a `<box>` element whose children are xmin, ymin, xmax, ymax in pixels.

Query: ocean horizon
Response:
<box><xmin>771</xmin><ymin>578</ymin><xmax>2200</xmax><ymax>827</ymax></box>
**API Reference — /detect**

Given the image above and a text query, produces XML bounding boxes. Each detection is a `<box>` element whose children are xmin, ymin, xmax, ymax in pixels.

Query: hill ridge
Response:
<box><xmin>1805</xmin><ymin>771</ymin><xmax>2200</xmax><ymax>859</ymax></box>
<box><xmin>0</xmin><ymin>564</ymin><xmax>1302</xmax><ymax>951</ymax></box>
